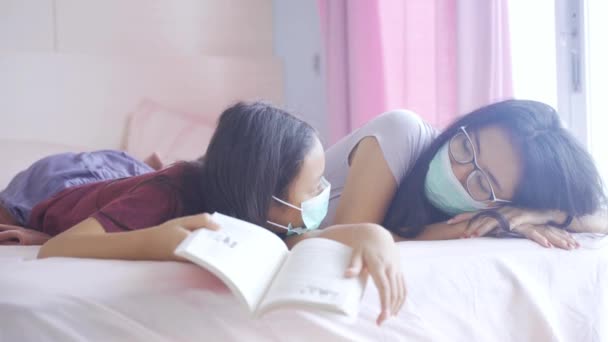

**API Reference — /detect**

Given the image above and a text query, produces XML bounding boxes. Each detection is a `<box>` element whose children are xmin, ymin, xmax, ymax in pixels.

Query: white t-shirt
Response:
<box><xmin>320</xmin><ymin>110</ymin><xmax>439</xmax><ymax>228</ymax></box>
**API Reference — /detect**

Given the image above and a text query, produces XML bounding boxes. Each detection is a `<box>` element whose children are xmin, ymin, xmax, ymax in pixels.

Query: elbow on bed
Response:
<box><xmin>37</xmin><ymin>242</ymin><xmax>53</xmax><ymax>259</ymax></box>
<box><xmin>37</xmin><ymin>237</ymin><xmax>63</xmax><ymax>259</ymax></box>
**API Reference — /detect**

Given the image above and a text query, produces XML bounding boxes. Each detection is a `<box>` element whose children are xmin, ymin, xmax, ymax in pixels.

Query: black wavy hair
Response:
<box><xmin>191</xmin><ymin>101</ymin><xmax>318</xmax><ymax>226</ymax></box>
<box><xmin>383</xmin><ymin>99</ymin><xmax>606</xmax><ymax>238</ymax></box>
<box><xmin>99</xmin><ymin>101</ymin><xmax>318</xmax><ymax>229</ymax></box>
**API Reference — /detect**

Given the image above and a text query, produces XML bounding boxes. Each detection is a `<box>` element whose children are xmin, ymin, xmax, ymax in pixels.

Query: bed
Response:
<box><xmin>1</xmin><ymin>236</ymin><xmax>607</xmax><ymax>341</ymax></box>
<box><xmin>1</xmin><ymin>95</ymin><xmax>607</xmax><ymax>342</ymax></box>
<box><xmin>1</xmin><ymin>62</ymin><xmax>607</xmax><ymax>342</ymax></box>
<box><xmin>2</xmin><ymin>4</ymin><xmax>607</xmax><ymax>339</ymax></box>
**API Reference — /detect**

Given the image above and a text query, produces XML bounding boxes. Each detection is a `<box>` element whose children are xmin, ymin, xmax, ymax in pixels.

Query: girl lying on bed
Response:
<box><xmin>1</xmin><ymin>99</ymin><xmax>605</xmax><ymax>323</ymax></box>
<box><xmin>308</xmin><ymin>99</ymin><xmax>607</xmax><ymax>250</ymax></box>
<box><xmin>0</xmin><ymin>101</ymin><xmax>404</xmax><ymax>325</ymax></box>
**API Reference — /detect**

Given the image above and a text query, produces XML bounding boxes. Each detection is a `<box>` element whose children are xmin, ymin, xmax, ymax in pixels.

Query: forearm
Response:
<box><xmin>287</xmin><ymin>221</ymin><xmax>468</xmax><ymax>247</ymax></box>
<box><xmin>38</xmin><ymin>219</ymin><xmax>187</xmax><ymax>260</ymax></box>
<box><xmin>403</xmin><ymin>221</ymin><xmax>468</xmax><ymax>241</ymax></box>
<box><xmin>410</xmin><ymin>208</ymin><xmax>608</xmax><ymax>239</ymax></box>
<box><xmin>285</xmin><ymin>223</ymin><xmax>392</xmax><ymax>249</ymax></box>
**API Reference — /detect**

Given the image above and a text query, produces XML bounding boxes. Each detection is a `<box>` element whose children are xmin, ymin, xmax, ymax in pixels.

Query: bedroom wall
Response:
<box><xmin>0</xmin><ymin>0</ymin><xmax>275</xmax><ymax>55</ymax></box>
<box><xmin>272</xmin><ymin>0</ymin><xmax>328</xmax><ymax>142</ymax></box>
<box><xmin>0</xmin><ymin>0</ymin><xmax>292</xmax><ymax>150</ymax></box>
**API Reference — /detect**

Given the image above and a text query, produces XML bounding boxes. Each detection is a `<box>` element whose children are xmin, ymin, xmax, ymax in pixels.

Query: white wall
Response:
<box><xmin>0</xmin><ymin>0</ymin><xmax>283</xmax><ymax>150</ymax></box>
<box><xmin>0</xmin><ymin>0</ymin><xmax>274</xmax><ymax>55</ymax></box>
<box><xmin>272</xmin><ymin>0</ymin><xmax>328</xmax><ymax>142</ymax></box>
<box><xmin>0</xmin><ymin>0</ymin><xmax>54</xmax><ymax>51</ymax></box>
<box><xmin>0</xmin><ymin>0</ymin><xmax>327</xmax><ymax>146</ymax></box>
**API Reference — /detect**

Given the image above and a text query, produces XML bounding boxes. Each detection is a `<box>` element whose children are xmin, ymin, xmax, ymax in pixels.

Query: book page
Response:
<box><xmin>256</xmin><ymin>238</ymin><xmax>365</xmax><ymax>317</ymax></box>
<box><xmin>174</xmin><ymin>213</ymin><xmax>288</xmax><ymax>312</ymax></box>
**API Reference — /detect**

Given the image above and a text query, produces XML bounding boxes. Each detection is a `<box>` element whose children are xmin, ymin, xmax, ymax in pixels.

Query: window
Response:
<box><xmin>509</xmin><ymin>0</ymin><xmax>558</xmax><ymax>110</ymax></box>
<box><xmin>509</xmin><ymin>0</ymin><xmax>607</xmax><ymax>185</ymax></box>
<box><xmin>586</xmin><ymin>0</ymin><xmax>608</xmax><ymax>187</ymax></box>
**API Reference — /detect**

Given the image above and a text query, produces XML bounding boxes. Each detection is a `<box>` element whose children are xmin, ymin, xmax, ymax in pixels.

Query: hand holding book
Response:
<box><xmin>175</xmin><ymin>213</ymin><xmax>366</xmax><ymax>318</ymax></box>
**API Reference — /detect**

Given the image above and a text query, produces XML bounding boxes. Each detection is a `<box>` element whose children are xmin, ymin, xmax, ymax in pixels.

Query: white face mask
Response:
<box><xmin>424</xmin><ymin>144</ymin><xmax>489</xmax><ymax>215</ymax></box>
<box><xmin>267</xmin><ymin>177</ymin><xmax>331</xmax><ymax>235</ymax></box>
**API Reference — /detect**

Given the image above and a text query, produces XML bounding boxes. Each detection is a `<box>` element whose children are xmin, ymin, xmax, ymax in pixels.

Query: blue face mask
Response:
<box><xmin>424</xmin><ymin>144</ymin><xmax>489</xmax><ymax>216</ymax></box>
<box><xmin>267</xmin><ymin>177</ymin><xmax>331</xmax><ymax>235</ymax></box>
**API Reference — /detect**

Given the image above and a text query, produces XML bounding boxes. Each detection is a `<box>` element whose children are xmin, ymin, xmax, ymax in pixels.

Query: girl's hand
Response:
<box><xmin>447</xmin><ymin>207</ymin><xmax>578</xmax><ymax>249</ymax></box>
<box><xmin>38</xmin><ymin>214</ymin><xmax>221</xmax><ymax>260</ymax></box>
<box><xmin>157</xmin><ymin>213</ymin><xmax>220</xmax><ymax>234</ymax></box>
<box><xmin>151</xmin><ymin>213</ymin><xmax>221</xmax><ymax>260</ymax></box>
<box><xmin>343</xmin><ymin>224</ymin><xmax>406</xmax><ymax>326</ymax></box>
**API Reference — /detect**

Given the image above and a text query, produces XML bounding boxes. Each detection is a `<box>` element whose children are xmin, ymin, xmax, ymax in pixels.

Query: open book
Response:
<box><xmin>174</xmin><ymin>213</ymin><xmax>365</xmax><ymax>318</ymax></box>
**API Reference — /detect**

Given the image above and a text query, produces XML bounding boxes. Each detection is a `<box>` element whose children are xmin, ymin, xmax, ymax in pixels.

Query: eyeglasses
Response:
<box><xmin>449</xmin><ymin>126</ymin><xmax>511</xmax><ymax>203</ymax></box>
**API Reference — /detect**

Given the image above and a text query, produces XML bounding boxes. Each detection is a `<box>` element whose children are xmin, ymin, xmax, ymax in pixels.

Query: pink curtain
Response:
<box><xmin>319</xmin><ymin>0</ymin><xmax>513</xmax><ymax>143</ymax></box>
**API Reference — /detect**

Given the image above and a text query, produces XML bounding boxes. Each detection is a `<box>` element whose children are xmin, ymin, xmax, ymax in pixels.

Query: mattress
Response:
<box><xmin>1</xmin><ymin>235</ymin><xmax>607</xmax><ymax>342</ymax></box>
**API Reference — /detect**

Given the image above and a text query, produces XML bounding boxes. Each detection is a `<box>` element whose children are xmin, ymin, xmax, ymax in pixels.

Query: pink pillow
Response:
<box><xmin>126</xmin><ymin>99</ymin><xmax>216</xmax><ymax>164</ymax></box>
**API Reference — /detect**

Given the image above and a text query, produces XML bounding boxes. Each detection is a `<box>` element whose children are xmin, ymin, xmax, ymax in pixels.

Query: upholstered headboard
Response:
<box><xmin>0</xmin><ymin>53</ymin><xmax>283</xmax><ymax>150</ymax></box>
<box><xmin>0</xmin><ymin>53</ymin><xmax>282</xmax><ymax>184</ymax></box>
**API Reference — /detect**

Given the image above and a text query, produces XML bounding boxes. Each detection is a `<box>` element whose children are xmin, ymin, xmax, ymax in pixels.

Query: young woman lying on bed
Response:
<box><xmin>0</xmin><ymin>102</ymin><xmax>403</xmax><ymax>325</ymax></box>
<box><xmin>1</xmin><ymin>99</ymin><xmax>605</xmax><ymax>323</ymax></box>
<box><xmin>301</xmin><ymin>99</ymin><xmax>607</xmax><ymax>250</ymax></box>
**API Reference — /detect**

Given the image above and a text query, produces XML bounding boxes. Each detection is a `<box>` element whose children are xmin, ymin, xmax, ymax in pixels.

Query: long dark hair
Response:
<box><xmin>177</xmin><ymin>101</ymin><xmax>318</xmax><ymax>226</ymax></box>
<box><xmin>97</xmin><ymin>102</ymin><xmax>317</xmax><ymax>230</ymax></box>
<box><xmin>383</xmin><ymin>99</ymin><xmax>606</xmax><ymax>238</ymax></box>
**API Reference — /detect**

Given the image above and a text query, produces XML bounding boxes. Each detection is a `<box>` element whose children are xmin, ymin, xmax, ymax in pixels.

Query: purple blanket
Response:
<box><xmin>0</xmin><ymin>150</ymin><xmax>153</xmax><ymax>244</ymax></box>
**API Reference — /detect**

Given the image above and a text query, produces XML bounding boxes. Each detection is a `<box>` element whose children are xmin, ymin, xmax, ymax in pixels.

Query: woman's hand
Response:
<box><xmin>510</xmin><ymin>224</ymin><xmax>578</xmax><ymax>249</ymax></box>
<box><xmin>447</xmin><ymin>207</ymin><xmax>579</xmax><ymax>249</ymax></box>
<box><xmin>339</xmin><ymin>224</ymin><xmax>406</xmax><ymax>325</ymax></box>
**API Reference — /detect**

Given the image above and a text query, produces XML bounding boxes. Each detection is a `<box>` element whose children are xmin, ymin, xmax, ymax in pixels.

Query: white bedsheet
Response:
<box><xmin>1</xmin><ymin>236</ymin><xmax>607</xmax><ymax>342</ymax></box>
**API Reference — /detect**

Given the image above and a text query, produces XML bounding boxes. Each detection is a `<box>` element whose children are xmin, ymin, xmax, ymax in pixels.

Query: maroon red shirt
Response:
<box><xmin>28</xmin><ymin>164</ymin><xmax>194</xmax><ymax>236</ymax></box>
